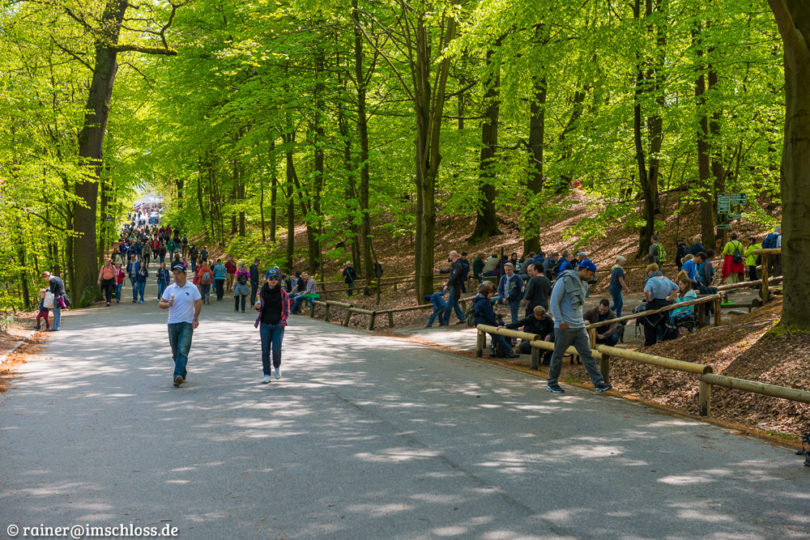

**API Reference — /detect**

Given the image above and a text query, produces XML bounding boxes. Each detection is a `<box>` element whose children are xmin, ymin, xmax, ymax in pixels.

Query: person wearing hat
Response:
<box><xmin>575</xmin><ymin>252</ymin><xmax>587</xmax><ymax>267</ymax></box>
<box><xmin>546</xmin><ymin>258</ymin><xmax>611</xmax><ymax>394</ymax></box>
<box><xmin>159</xmin><ymin>261</ymin><xmax>202</xmax><ymax>387</ymax></box>
<box><xmin>255</xmin><ymin>269</ymin><xmax>290</xmax><ymax>383</ymax></box>
<box><xmin>609</xmin><ymin>255</ymin><xmax>631</xmax><ymax>318</ymax></box>
<box><xmin>342</xmin><ymin>261</ymin><xmax>357</xmax><ymax>297</ymax></box>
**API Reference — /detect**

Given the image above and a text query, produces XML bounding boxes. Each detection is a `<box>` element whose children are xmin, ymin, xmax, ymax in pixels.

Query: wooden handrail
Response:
<box><xmin>586</xmin><ymin>294</ymin><xmax>721</xmax><ymax>329</ymax></box>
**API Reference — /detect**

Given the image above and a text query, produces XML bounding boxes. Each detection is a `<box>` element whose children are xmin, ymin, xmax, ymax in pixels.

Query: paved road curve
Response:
<box><xmin>1</xmin><ymin>289</ymin><xmax>808</xmax><ymax>539</ymax></box>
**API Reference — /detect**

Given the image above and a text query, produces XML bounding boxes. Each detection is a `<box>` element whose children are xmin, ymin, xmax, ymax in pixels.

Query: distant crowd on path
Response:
<box><xmin>429</xmin><ymin>225</ymin><xmax>783</xmax><ymax>371</ymax></box>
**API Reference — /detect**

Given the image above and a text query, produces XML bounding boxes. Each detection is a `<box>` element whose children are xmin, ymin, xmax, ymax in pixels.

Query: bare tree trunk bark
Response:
<box><xmin>768</xmin><ymin>0</ymin><xmax>810</xmax><ymax>330</ymax></box>
<box><xmin>524</xmin><ymin>68</ymin><xmax>547</xmax><ymax>255</ymax></box>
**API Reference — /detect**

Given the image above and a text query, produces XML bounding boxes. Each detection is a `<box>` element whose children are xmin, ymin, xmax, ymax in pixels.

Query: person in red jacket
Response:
<box><xmin>114</xmin><ymin>263</ymin><xmax>126</xmax><ymax>304</ymax></box>
<box><xmin>225</xmin><ymin>256</ymin><xmax>237</xmax><ymax>293</ymax></box>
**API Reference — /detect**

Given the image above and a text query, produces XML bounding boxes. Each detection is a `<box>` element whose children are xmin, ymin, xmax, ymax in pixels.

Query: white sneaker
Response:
<box><xmin>274</xmin><ymin>368</ymin><xmax>281</xmax><ymax>380</ymax></box>
<box><xmin>262</xmin><ymin>374</ymin><xmax>270</xmax><ymax>384</ymax></box>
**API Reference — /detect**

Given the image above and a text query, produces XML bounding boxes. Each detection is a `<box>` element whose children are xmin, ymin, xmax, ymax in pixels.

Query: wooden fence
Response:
<box><xmin>476</xmin><ymin>324</ymin><xmax>810</xmax><ymax>418</ymax></box>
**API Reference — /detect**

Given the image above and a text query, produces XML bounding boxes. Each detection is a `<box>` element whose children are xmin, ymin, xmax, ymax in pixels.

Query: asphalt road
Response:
<box><xmin>1</xmin><ymin>282</ymin><xmax>808</xmax><ymax>539</ymax></box>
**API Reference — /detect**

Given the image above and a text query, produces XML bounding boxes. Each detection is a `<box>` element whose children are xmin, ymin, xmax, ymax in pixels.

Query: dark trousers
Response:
<box><xmin>235</xmin><ymin>295</ymin><xmax>247</xmax><ymax>312</ymax></box>
<box><xmin>101</xmin><ymin>278</ymin><xmax>115</xmax><ymax>303</ymax></box>
<box><xmin>642</xmin><ymin>299</ymin><xmax>670</xmax><ymax>346</ymax></box>
<box><xmin>748</xmin><ymin>265</ymin><xmax>758</xmax><ymax>282</ymax></box>
<box><xmin>260</xmin><ymin>323</ymin><xmax>284</xmax><ymax>374</ymax></box>
<box><xmin>250</xmin><ymin>282</ymin><xmax>259</xmax><ymax>308</ymax></box>
<box><xmin>215</xmin><ymin>279</ymin><xmax>225</xmax><ymax>300</ymax></box>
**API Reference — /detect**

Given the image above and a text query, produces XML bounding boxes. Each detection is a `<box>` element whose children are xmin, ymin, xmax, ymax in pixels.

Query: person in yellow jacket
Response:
<box><xmin>744</xmin><ymin>237</ymin><xmax>762</xmax><ymax>283</ymax></box>
<box><xmin>721</xmin><ymin>233</ymin><xmax>746</xmax><ymax>284</ymax></box>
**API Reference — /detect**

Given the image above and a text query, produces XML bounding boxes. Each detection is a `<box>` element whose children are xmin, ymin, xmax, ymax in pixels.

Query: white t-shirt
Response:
<box><xmin>162</xmin><ymin>281</ymin><xmax>201</xmax><ymax>324</ymax></box>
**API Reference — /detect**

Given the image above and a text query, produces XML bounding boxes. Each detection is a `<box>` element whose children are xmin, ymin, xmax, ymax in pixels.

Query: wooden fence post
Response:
<box><xmin>368</xmin><ymin>312</ymin><xmax>376</xmax><ymax>331</ymax></box>
<box><xmin>476</xmin><ymin>330</ymin><xmax>485</xmax><ymax>358</ymax></box>
<box><xmin>309</xmin><ymin>301</ymin><xmax>316</xmax><ymax>318</ymax></box>
<box><xmin>388</xmin><ymin>311</ymin><xmax>394</xmax><ymax>328</ymax></box>
<box><xmin>588</xmin><ymin>327</ymin><xmax>597</xmax><ymax>349</ymax></box>
<box><xmin>324</xmin><ymin>303</ymin><xmax>330</xmax><ymax>322</ymax></box>
<box><xmin>600</xmin><ymin>353</ymin><xmax>610</xmax><ymax>385</ymax></box>
<box><xmin>714</xmin><ymin>297</ymin><xmax>722</xmax><ymax>326</ymax></box>
<box><xmin>699</xmin><ymin>379</ymin><xmax>711</xmax><ymax>417</ymax></box>
<box><xmin>344</xmin><ymin>308</ymin><xmax>352</xmax><ymax>327</ymax></box>
<box><xmin>761</xmin><ymin>255</ymin><xmax>769</xmax><ymax>302</ymax></box>
<box><xmin>531</xmin><ymin>346</ymin><xmax>540</xmax><ymax>370</ymax></box>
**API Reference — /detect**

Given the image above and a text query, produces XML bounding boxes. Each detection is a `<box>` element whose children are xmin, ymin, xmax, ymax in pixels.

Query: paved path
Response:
<box><xmin>1</xmin><ymin>284</ymin><xmax>808</xmax><ymax>539</ymax></box>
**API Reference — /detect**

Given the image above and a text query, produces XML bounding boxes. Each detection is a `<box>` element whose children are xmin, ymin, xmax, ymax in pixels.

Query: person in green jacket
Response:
<box><xmin>744</xmin><ymin>237</ymin><xmax>762</xmax><ymax>283</ymax></box>
<box><xmin>472</xmin><ymin>253</ymin><xmax>485</xmax><ymax>284</ymax></box>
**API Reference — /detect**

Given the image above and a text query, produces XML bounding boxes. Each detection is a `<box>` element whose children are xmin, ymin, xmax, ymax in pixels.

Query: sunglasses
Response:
<box><xmin>268</xmin><ymin>276</ymin><xmax>279</xmax><ymax>280</ymax></box>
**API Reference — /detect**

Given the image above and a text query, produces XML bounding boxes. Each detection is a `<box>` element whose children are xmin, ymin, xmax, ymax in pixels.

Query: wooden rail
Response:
<box><xmin>475</xmin><ymin>323</ymin><xmax>809</xmax><ymax>418</ymax></box>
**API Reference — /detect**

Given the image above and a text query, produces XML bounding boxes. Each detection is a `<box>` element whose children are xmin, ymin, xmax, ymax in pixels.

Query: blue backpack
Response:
<box><xmin>762</xmin><ymin>233</ymin><xmax>779</xmax><ymax>249</ymax></box>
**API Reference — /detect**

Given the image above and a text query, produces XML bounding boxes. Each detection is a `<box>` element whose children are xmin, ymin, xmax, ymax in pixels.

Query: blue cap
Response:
<box><xmin>265</xmin><ymin>269</ymin><xmax>280</xmax><ymax>279</ymax></box>
<box><xmin>579</xmin><ymin>258</ymin><xmax>597</xmax><ymax>273</ymax></box>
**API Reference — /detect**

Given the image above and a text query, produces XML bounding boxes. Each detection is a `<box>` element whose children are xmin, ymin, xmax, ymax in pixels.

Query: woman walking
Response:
<box><xmin>233</xmin><ymin>262</ymin><xmax>251</xmax><ymax>312</ymax></box>
<box><xmin>608</xmin><ymin>255</ymin><xmax>631</xmax><ymax>318</ymax></box>
<box><xmin>720</xmin><ymin>233</ymin><xmax>746</xmax><ymax>285</ymax></box>
<box><xmin>255</xmin><ymin>269</ymin><xmax>290</xmax><ymax>383</ymax></box>
<box><xmin>97</xmin><ymin>257</ymin><xmax>116</xmax><ymax>306</ymax></box>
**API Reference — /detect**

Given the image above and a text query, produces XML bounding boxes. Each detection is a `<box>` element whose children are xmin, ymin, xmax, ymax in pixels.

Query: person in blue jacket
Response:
<box><xmin>157</xmin><ymin>262</ymin><xmax>170</xmax><ymax>300</ymax></box>
<box><xmin>497</xmin><ymin>262</ymin><xmax>524</xmax><ymax>324</ymax></box>
<box><xmin>127</xmin><ymin>255</ymin><xmax>140</xmax><ymax>303</ymax></box>
<box><xmin>473</xmin><ymin>283</ymin><xmax>518</xmax><ymax>358</ymax></box>
<box><xmin>136</xmin><ymin>261</ymin><xmax>149</xmax><ymax>303</ymax></box>
<box><xmin>424</xmin><ymin>290</ymin><xmax>448</xmax><ymax>328</ymax></box>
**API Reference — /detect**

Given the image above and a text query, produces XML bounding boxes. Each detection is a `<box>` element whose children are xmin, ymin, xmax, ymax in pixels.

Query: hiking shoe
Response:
<box><xmin>595</xmin><ymin>383</ymin><xmax>612</xmax><ymax>393</ymax></box>
<box><xmin>262</xmin><ymin>375</ymin><xmax>271</xmax><ymax>384</ymax></box>
<box><xmin>506</xmin><ymin>352</ymin><xmax>520</xmax><ymax>358</ymax></box>
<box><xmin>274</xmin><ymin>368</ymin><xmax>281</xmax><ymax>380</ymax></box>
<box><xmin>546</xmin><ymin>385</ymin><xmax>564</xmax><ymax>394</ymax></box>
<box><xmin>34</xmin><ymin>324</ymin><xmax>41</xmax><ymax>330</ymax></box>
<box><xmin>174</xmin><ymin>375</ymin><xmax>184</xmax><ymax>387</ymax></box>
<box><xmin>106</xmin><ymin>302</ymin><xmax>111</xmax><ymax>306</ymax></box>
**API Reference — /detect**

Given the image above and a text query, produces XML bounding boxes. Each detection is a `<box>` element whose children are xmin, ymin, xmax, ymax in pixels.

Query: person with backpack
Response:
<box><xmin>213</xmin><ymin>259</ymin><xmax>227</xmax><ymax>300</ymax></box>
<box><xmin>546</xmin><ymin>259</ymin><xmax>611</xmax><ymax>394</ymax></box>
<box><xmin>498</xmin><ymin>262</ymin><xmax>524</xmax><ymax>324</ymax></box>
<box><xmin>196</xmin><ymin>260</ymin><xmax>213</xmax><ymax>304</ymax></box>
<box><xmin>256</xmin><ymin>268</ymin><xmax>290</xmax><ymax>383</ymax></box>
<box><xmin>552</xmin><ymin>252</ymin><xmax>574</xmax><ymax>279</ymax></box>
<box><xmin>762</xmin><ymin>226</ymin><xmax>781</xmax><ymax>277</ymax></box>
<box><xmin>744</xmin><ymin>236</ymin><xmax>762</xmax><ymax>283</ymax></box>
<box><xmin>234</xmin><ymin>262</ymin><xmax>251</xmax><ymax>313</ymax></box>
<box><xmin>424</xmin><ymin>289</ymin><xmax>448</xmax><ymax>328</ymax></box>
<box><xmin>472</xmin><ymin>283</ymin><xmax>518</xmax><ymax>358</ymax></box>
<box><xmin>41</xmin><ymin>271</ymin><xmax>69</xmax><ymax>332</ymax></box>
<box><xmin>342</xmin><ymin>261</ymin><xmax>357</xmax><ymax>297</ymax></box>
<box><xmin>199</xmin><ymin>247</ymin><xmax>209</xmax><ymax>265</ymax></box>
<box><xmin>648</xmin><ymin>234</ymin><xmax>666</xmax><ymax>270</ymax></box>
<box><xmin>720</xmin><ymin>233</ymin><xmax>746</xmax><ymax>285</ymax></box>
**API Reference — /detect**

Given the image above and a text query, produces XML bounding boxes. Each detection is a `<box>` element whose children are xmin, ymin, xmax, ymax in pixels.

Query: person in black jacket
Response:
<box><xmin>256</xmin><ymin>269</ymin><xmax>290</xmax><ymax>383</ymax></box>
<box><xmin>473</xmin><ymin>283</ymin><xmax>518</xmax><ymax>358</ymax></box>
<box><xmin>437</xmin><ymin>251</ymin><xmax>466</xmax><ymax>324</ymax></box>
<box><xmin>506</xmin><ymin>305</ymin><xmax>555</xmax><ymax>360</ymax></box>
<box><xmin>343</xmin><ymin>261</ymin><xmax>357</xmax><ymax>297</ymax></box>
<box><xmin>523</xmin><ymin>263</ymin><xmax>551</xmax><ymax>317</ymax></box>
<box><xmin>249</xmin><ymin>259</ymin><xmax>260</xmax><ymax>307</ymax></box>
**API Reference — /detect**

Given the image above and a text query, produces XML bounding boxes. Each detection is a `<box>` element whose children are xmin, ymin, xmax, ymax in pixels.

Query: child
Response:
<box><xmin>35</xmin><ymin>289</ymin><xmax>50</xmax><ymax>331</ymax></box>
<box><xmin>424</xmin><ymin>290</ymin><xmax>448</xmax><ymax>328</ymax></box>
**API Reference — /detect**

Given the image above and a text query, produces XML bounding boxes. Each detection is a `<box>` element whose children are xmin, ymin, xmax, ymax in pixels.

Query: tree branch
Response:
<box><xmin>110</xmin><ymin>44</ymin><xmax>177</xmax><ymax>56</ymax></box>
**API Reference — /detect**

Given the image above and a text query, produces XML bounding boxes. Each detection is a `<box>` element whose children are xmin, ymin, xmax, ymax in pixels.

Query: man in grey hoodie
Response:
<box><xmin>546</xmin><ymin>259</ymin><xmax>611</xmax><ymax>394</ymax></box>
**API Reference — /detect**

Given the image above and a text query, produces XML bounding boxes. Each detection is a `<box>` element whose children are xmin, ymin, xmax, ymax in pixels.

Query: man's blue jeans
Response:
<box><xmin>508</xmin><ymin>300</ymin><xmax>520</xmax><ymax>324</ymax></box>
<box><xmin>137</xmin><ymin>281</ymin><xmax>146</xmax><ymax>302</ymax></box>
<box><xmin>443</xmin><ymin>286</ymin><xmax>464</xmax><ymax>323</ymax></box>
<box><xmin>130</xmin><ymin>277</ymin><xmax>138</xmax><ymax>301</ymax></box>
<box><xmin>260</xmin><ymin>323</ymin><xmax>285</xmax><ymax>375</ymax></box>
<box><xmin>168</xmin><ymin>322</ymin><xmax>194</xmax><ymax>379</ymax></box>
<box><xmin>610</xmin><ymin>288</ymin><xmax>624</xmax><ymax>318</ymax></box>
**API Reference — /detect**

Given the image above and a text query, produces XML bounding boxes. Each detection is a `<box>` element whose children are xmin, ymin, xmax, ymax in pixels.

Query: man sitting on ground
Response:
<box><xmin>583</xmin><ymin>299</ymin><xmax>621</xmax><ymax>346</ymax></box>
<box><xmin>291</xmin><ymin>272</ymin><xmax>317</xmax><ymax>314</ymax></box>
<box><xmin>506</xmin><ymin>305</ymin><xmax>555</xmax><ymax>362</ymax></box>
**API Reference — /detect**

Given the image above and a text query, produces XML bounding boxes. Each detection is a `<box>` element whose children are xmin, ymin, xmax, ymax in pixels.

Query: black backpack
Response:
<box><xmin>731</xmin><ymin>241</ymin><xmax>743</xmax><ymax>264</ymax></box>
<box><xmin>238</xmin><ymin>273</ymin><xmax>248</xmax><ymax>285</ymax></box>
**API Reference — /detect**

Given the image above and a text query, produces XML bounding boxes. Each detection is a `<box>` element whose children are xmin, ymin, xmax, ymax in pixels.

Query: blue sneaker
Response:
<box><xmin>546</xmin><ymin>385</ymin><xmax>564</xmax><ymax>394</ymax></box>
<box><xmin>595</xmin><ymin>383</ymin><xmax>612</xmax><ymax>393</ymax></box>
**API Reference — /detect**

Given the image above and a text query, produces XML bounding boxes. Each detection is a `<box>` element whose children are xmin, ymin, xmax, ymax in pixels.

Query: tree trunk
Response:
<box><xmin>310</xmin><ymin>45</ymin><xmax>325</xmax><ymax>276</ymax></box>
<box><xmin>470</xmin><ymin>47</ymin><xmax>502</xmax><ymax>242</ymax></box>
<box><xmin>73</xmin><ymin>0</ymin><xmax>128</xmax><ymax>307</ymax></box>
<box><xmin>524</xmin><ymin>69</ymin><xmax>547</xmax><ymax>256</ymax></box>
<box><xmin>270</xmin><ymin>139</ymin><xmax>278</xmax><ymax>243</ymax></box>
<box><xmin>768</xmin><ymin>0</ymin><xmax>810</xmax><ymax>331</ymax></box>
<box><xmin>352</xmin><ymin>0</ymin><xmax>374</xmax><ymax>287</ymax></box>
<box><xmin>283</xmin><ymin>132</ymin><xmax>296</xmax><ymax>271</ymax></box>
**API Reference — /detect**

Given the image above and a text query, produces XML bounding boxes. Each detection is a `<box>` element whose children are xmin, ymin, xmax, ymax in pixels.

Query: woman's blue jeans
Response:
<box><xmin>260</xmin><ymin>323</ymin><xmax>285</xmax><ymax>375</ymax></box>
<box><xmin>610</xmin><ymin>288</ymin><xmax>624</xmax><ymax>318</ymax></box>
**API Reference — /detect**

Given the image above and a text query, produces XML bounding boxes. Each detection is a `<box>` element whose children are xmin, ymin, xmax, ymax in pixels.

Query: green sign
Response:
<box><xmin>728</xmin><ymin>213</ymin><xmax>742</xmax><ymax>220</ymax></box>
<box><xmin>730</xmin><ymin>193</ymin><xmax>747</xmax><ymax>205</ymax></box>
<box><xmin>716</xmin><ymin>224</ymin><xmax>731</xmax><ymax>230</ymax></box>
<box><xmin>718</xmin><ymin>194</ymin><xmax>731</xmax><ymax>213</ymax></box>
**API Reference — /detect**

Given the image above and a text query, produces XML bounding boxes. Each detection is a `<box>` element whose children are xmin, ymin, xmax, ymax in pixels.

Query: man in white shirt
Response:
<box><xmin>159</xmin><ymin>262</ymin><xmax>202</xmax><ymax>387</ymax></box>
